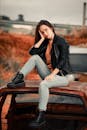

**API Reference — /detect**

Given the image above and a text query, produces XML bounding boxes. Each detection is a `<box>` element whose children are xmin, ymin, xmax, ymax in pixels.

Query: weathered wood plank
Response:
<box><xmin>1</xmin><ymin>81</ymin><xmax>87</xmax><ymax>110</ymax></box>
<box><xmin>1</xmin><ymin>95</ymin><xmax>12</xmax><ymax>130</ymax></box>
<box><xmin>0</xmin><ymin>80</ymin><xmax>87</xmax><ymax>129</ymax></box>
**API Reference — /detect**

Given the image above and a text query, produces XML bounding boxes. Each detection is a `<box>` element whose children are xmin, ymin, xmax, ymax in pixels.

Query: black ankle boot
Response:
<box><xmin>7</xmin><ymin>72</ymin><xmax>25</xmax><ymax>88</ymax></box>
<box><xmin>29</xmin><ymin>111</ymin><xmax>46</xmax><ymax>128</ymax></box>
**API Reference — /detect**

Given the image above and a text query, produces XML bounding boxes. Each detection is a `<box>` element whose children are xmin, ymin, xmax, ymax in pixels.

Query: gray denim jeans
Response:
<box><xmin>20</xmin><ymin>55</ymin><xmax>69</xmax><ymax>111</ymax></box>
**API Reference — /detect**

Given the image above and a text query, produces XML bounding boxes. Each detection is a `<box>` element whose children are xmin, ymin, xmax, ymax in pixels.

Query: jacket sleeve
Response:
<box><xmin>29</xmin><ymin>46</ymin><xmax>41</xmax><ymax>55</ymax></box>
<box><xmin>29</xmin><ymin>40</ymin><xmax>46</xmax><ymax>55</ymax></box>
<box><xmin>56</xmin><ymin>38</ymin><xmax>69</xmax><ymax>69</ymax></box>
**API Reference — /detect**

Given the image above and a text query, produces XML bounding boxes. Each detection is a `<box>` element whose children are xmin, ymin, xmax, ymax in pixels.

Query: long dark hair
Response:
<box><xmin>34</xmin><ymin>20</ymin><xmax>55</xmax><ymax>44</ymax></box>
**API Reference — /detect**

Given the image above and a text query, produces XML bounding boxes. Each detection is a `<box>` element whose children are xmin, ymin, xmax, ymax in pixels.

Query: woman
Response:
<box><xmin>7</xmin><ymin>20</ymin><xmax>73</xmax><ymax>128</ymax></box>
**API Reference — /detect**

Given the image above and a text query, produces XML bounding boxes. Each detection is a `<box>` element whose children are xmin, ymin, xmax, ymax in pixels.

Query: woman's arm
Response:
<box><xmin>34</xmin><ymin>38</ymin><xmax>44</xmax><ymax>48</ymax></box>
<box><xmin>55</xmin><ymin>38</ymin><xmax>69</xmax><ymax>70</ymax></box>
<box><xmin>29</xmin><ymin>31</ymin><xmax>45</xmax><ymax>55</ymax></box>
<box><xmin>34</xmin><ymin>31</ymin><xmax>45</xmax><ymax>48</ymax></box>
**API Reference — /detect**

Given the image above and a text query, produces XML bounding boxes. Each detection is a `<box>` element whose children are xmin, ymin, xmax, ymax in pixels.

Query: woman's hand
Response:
<box><xmin>34</xmin><ymin>31</ymin><xmax>45</xmax><ymax>48</ymax></box>
<box><xmin>39</xmin><ymin>31</ymin><xmax>45</xmax><ymax>40</ymax></box>
<box><xmin>45</xmin><ymin>68</ymin><xmax>59</xmax><ymax>81</ymax></box>
<box><xmin>45</xmin><ymin>74</ymin><xmax>54</xmax><ymax>81</ymax></box>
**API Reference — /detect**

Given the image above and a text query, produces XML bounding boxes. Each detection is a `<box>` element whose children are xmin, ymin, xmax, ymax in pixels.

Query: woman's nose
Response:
<box><xmin>44</xmin><ymin>32</ymin><xmax>48</xmax><ymax>37</ymax></box>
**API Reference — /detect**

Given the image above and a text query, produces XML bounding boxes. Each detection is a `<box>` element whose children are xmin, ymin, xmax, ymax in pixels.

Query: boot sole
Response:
<box><xmin>29</xmin><ymin>121</ymin><xmax>46</xmax><ymax>128</ymax></box>
<box><xmin>7</xmin><ymin>82</ymin><xmax>25</xmax><ymax>89</ymax></box>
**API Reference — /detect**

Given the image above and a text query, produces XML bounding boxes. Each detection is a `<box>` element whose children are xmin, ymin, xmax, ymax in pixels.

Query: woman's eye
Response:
<box><xmin>42</xmin><ymin>32</ymin><xmax>44</xmax><ymax>34</ymax></box>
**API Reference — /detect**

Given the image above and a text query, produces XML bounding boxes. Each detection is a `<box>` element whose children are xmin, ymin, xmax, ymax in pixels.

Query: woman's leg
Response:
<box><xmin>29</xmin><ymin>75</ymin><xmax>69</xmax><ymax>128</ymax></box>
<box><xmin>38</xmin><ymin>75</ymin><xmax>69</xmax><ymax>111</ymax></box>
<box><xmin>20</xmin><ymin>55</ymin><xmax>51</xmax><ymax>79</ymax></box>
<box><xmin>7</xmin><ymin>55</ymin><xmax>50</xmax><ymax>88</ymax></box>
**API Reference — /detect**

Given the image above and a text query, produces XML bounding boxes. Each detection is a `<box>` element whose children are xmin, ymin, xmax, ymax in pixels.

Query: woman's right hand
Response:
<box><xmin>39</xmin><ymin>31</ymin><xmax>45</xmax><ymax>40</ymax></box>
<box><xmin>34</xmin><ymin>31</ymin><xmax>45</xmax><ymax>48</ymax></box>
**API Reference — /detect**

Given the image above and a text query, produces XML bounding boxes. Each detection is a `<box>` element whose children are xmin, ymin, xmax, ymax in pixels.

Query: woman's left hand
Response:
<box><xmin>45</xmin><ymin>74</ymin><xmax>54</xmax><ymax>81</ymax></box>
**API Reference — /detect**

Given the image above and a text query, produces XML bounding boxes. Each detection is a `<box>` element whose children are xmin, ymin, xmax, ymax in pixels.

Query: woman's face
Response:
<box><xmin>39</xmin><ymin>25</ymin><xmax>54</xmax><ymax>40</ymax></box>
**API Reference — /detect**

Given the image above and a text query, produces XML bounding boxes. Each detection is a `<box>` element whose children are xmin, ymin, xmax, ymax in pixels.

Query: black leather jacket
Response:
<box><xmin>29</xmin><ymin>34</ymin><xmax>72</xmax><ymax>76</ymax></box>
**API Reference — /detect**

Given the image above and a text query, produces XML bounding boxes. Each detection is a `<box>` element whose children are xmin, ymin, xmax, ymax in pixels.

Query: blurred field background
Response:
<box><xmin>0</xmin><ymin>21</ymin><xmax>87</xmax><ymax>87</ymax></box>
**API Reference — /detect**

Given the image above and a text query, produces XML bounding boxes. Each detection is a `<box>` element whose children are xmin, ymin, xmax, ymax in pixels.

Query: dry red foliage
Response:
<box><xmin>65</xmin><ymin>35</ymin><xmax>87</xmax><ymax>46</ymax></box>
<box><xmin>0</xmin><ymin>32</ymin><xmax>35</xmax><ymax>85</ymax></box>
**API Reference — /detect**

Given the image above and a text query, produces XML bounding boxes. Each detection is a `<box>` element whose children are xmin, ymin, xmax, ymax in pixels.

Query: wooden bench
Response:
<box><xmin>0</xmin><ymin>95</ymin><xmax>7</xmax><ymax>130</ymax></box>
<box><xmin>0</xmin><ymin>79</ymin><xmax>87</xmax><ymax>130</ymax></box>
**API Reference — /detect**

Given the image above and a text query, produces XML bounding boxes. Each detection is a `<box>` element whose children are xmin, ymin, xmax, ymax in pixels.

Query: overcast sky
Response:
<box><xmin>0</xmin><ymin>0</ymin><xmax>87</xmax><ymax>25</ymax></box>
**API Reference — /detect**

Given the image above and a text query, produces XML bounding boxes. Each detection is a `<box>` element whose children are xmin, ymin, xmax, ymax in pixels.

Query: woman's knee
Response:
<box><xmin>32</xmin><ymin>55</ymin><xmax>41</xmax><ymax>60</ymax></box>
<box><xmin>39</xmin><ymin>80</ymin><xmax>48</xmax><ymax>90</ymax></box>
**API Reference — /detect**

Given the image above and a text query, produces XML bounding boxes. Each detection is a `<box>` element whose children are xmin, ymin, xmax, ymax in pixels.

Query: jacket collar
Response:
<box><xmin>53</xmin><ymin>34</ymin><xmax>59</xmax><ymax>45</ymax></box>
